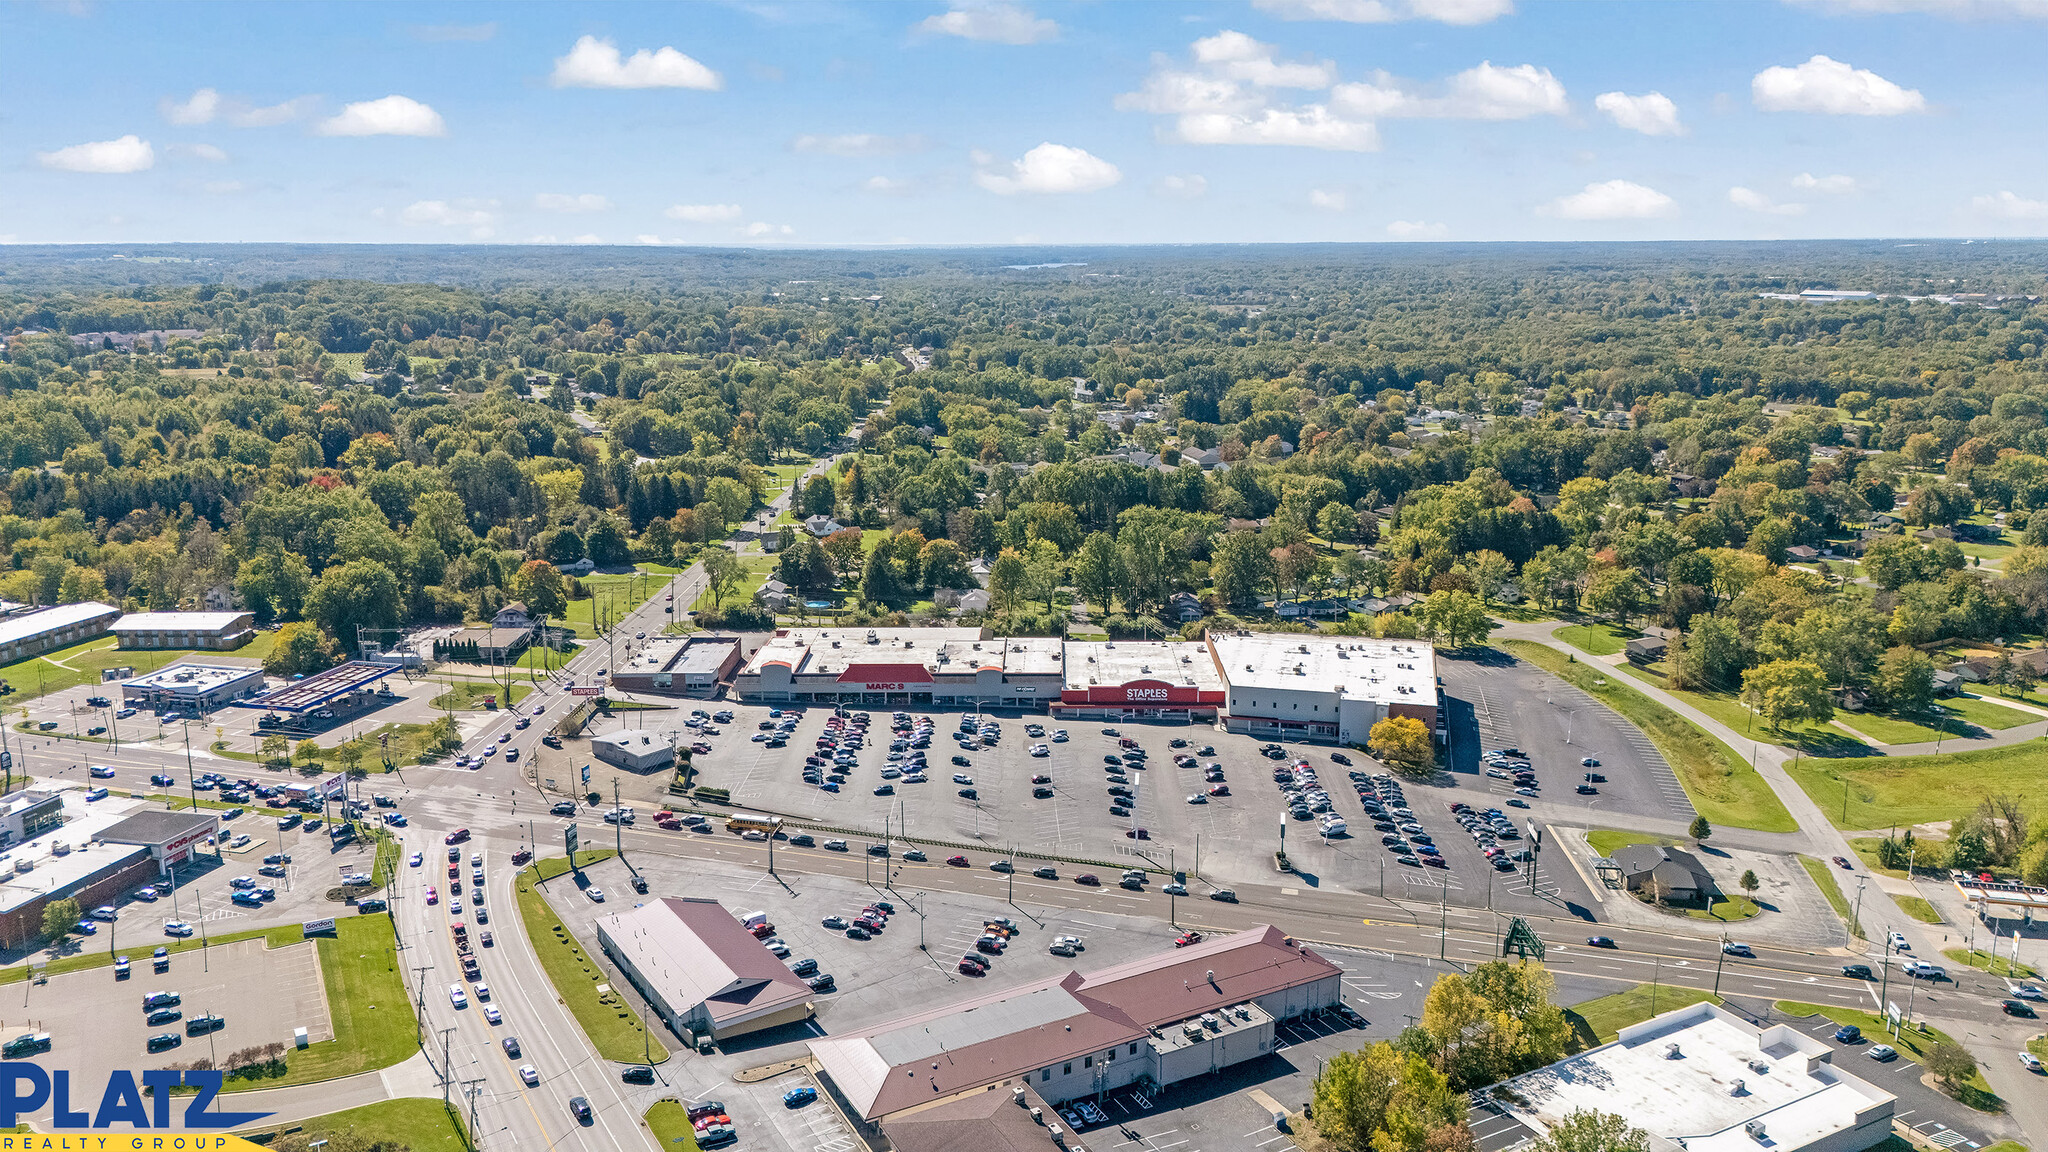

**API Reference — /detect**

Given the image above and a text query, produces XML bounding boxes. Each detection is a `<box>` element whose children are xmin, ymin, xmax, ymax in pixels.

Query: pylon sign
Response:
<box><xmin>1503</xmin><ymin>916</ymin><xmax>1545</xmax><ymax>959</ymax></box>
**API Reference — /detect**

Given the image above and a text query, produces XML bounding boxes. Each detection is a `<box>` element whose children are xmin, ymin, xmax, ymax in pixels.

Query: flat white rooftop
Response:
<box><xmin>0</xmin><ymin>603</ymin><xmax>118</xmax><ymax>647</ymax></box>
<box><xmin>1063</xmin><ymin>641</ymin><xmax>1223</xmax><ymax>691</ymax></box>
<box><xmin>124</xmin><ymin>663</ymin><xmax>266</xmax><ymax>693</ymax></box>
<box><xmin>623</xmin><ymin>637</ymin><xmax>688</xmax><ymax>674</ymax></box>
<box><xmin>112</xmin><ymin>612</ymin><xmax>249</xmax><ymax>632</ymax></box>
<box><xmin>1490</xmin><ymin>1002</ymin><xmax>1892</xmax><ymax>1152</ymax></box>
<box><xmin>1209</xmin><ymin>633</ymin><xmax>1435</xmax><ymax>705</ymax></box>
<box><xmin>0</xmin><ymin>792</ymin><xmax>157</xmax><ymax>914</ymax></box>
<box><xmin>746</xmin><ymin>629</ymin><xmax>1062</xmax><ymax>678</ymax></box>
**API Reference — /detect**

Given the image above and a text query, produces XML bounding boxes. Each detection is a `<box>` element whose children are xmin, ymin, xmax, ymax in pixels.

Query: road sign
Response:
<box><xmin>565</xmin><ymin>824</ymin><xmax>579</xmax><ymax>857</ymax></box>
<box><xmin>570</xmin><ymin>687</ymin><xmax>602</xmax><ymax>697</ymax></box>
<box><xmin>580</xmin><ymin>763</ymin><xmax>591</xmax><ymax>784</ymax></box>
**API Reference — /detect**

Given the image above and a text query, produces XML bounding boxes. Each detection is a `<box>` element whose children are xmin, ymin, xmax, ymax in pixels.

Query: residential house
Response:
<box><xmin>1168</xmin><ymin>592</ymin><xmax>1204</xmax><ymax>622</ymax></box>
<box><xmin>1785</xmin><ymin>545</ymin><xmax>1820</xmax><ymax>562</ymax></box>
<box><xmin>201</xmin><ymin>584</ymin><xmax>235</xmax><ymax>612</ymax></box>
<box><xmin>556</xmin><ymin>557</ymin><xmax>596</xmax><ymax>576</ymax></box>
<box><xmin>1932</xmin><ymin>670</ymin><xmax>1963</xmax><ymax>697</ymax></box>
<box><xmin>758</xmin><ymin>579</ymin><xmax>791</xmax><ymax>614</ymax></box>
<box><xmin>1916</xmin><ymin>526</ymin><xmax>1956</xmax><ymax>542</ymax></box>
<box><xmin>1624</xmin><ymin>635</ymin><xmax>1668</xmax><ymax>663</ymax></box>
<box><xmin>803</xmin><ymin>515</ymin><xmax>845</xmax><ymax>537</ymax></box>
<box><xmin>955</xmin><ymin>589</ymin><xmax>991</xmax><ymax>613</ymax></box>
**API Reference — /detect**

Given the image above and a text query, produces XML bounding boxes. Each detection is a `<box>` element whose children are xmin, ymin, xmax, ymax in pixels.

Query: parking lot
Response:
<box><xmin>593</xmin><ymin>698</ymin><xmax>1601</xmax><ymax>916</ymax></box>
<box><xmin>1</xmin><ymin>934</ymin><xmax>331</xmax><ymax>1122</ymax></box>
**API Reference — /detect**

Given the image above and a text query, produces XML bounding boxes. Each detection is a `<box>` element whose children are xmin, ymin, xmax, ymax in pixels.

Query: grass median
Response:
<box><xmin>1501</xmin><ymin>640</ymin><xmax>1796</xmax><ymax>832</ymax></box>
<box><xmin>1942</xmin><ymin>948</ymin><xmax>2039</xmax><ymax>979</ymax></box>
<box><xmin>1585</xmin><ymin>829</ymin><xmax>1672</xmax><ymax>857</ymax></box>
<box><xmin>517</xmin><ymin>852</ymin><xmax>671</xmax><ymax>1065</ymax></box>
<box><xmin>239</xmin><ymin>1097</ymin><xmax>466</xmax><ymax>1150</ymax></box>
<box><xmin>1563</xmin><ymin>984</ymin><xmax>1721</xmax><ymax>1052</ymax></box>
<box><xmin>1798</xmin><ymin>855</ymin><xmax>1862</xmax><ymax>938</ymax></box>
<box><xmin>646</xmin><ymin>1100</ymin><xmax>703</xmax><ymax>1152</ymax></box>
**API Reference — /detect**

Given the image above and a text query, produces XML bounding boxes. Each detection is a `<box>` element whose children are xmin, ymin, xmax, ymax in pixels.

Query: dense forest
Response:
<box><xmin>4</xmin><ymin>241</ymin><xmax>2048</xmax><ymax>742</ymax></box>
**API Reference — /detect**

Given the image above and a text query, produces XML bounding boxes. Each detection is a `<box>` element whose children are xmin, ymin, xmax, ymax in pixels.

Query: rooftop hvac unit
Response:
<box><xmin>1748</xmin><ymin>1059</ymin><xmax>1770</xmax><ymax>1074</ymax></box>
<box><xmin>1032</xmin><ymin>1107</ymin><xmax>1044</xmax><ymax>1123</ymax></box>
<box><xmin>1183</xmin><ymin>1024</ymin><xmax>1204</xmax><ymax>1040</ymax></box>
<box><xmin>1014</xmin><ymin>1088</ymin><xmax>1027</xmax><ymax>1105</ymax></box>
<box><xmin>1731</xmin><ymin>1078</ymin><xmax>1747</xmax><ymax>1096</ymax></box>
<box><xmin>1665</xmin><ymin>1043</ymin><xmax>1683</xmax><ymax>1059</ymax></box>
<box><xmin>1745</xmin><ymin>1122</ymin><xmax>1767</xmax><ymax>1142</ymax></box>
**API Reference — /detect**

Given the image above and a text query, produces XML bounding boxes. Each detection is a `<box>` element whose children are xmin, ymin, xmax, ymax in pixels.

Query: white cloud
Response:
<box><xmin>1156</xmin><ymin>174</ymin><xmax>1208</xmax><ymax>198</ymax></box>
<box><xmin>550</xmin><ymin>36</ymin><xmax>722</xmax><ymax>90</ymax></box>
<box><xmin>318</xmin><ymin>95</ymin><xmax>445</xmax><ymax>137</ymax></box>
<box><xmin>534</xmin><ymin>193</ymin><xmax>612</xmax><ymax>213</ymax></box>
<box><xmin>1309</xmin><ymin>188</ymin><xmax>1348</xmax><ymax>211</ymax></box>
<box><xmin>167</xmin><ymin>142</ymin><xmax>229</xmax><ymax>162</ymax></box>
<box><xmin>636</xmin><ymin>234</ymin><xmax>667</xmax><ymax>245</ymax></box>
<box><xmin>230</xmin><ymin>98</ymin><xmax>317</xmax><ymax>127</ymax></box>
<box><xmin>1252</xmin><ymin>0</ymin><xmax>1513</xmax><ymax>24</ymax></box>
<box><xmin>1972</xmin><ymin>190</ymin><xmax>2048</xmax><ymax>219</ymax></box>
<box><xmin>791</xmin><ymin>133</ymin><xmax>928</xmax><ymax>156</ymax></box>
<box><xmin>1333</xmin><ymin>61</ymin><xmax>1568</xmax><ymax>120</ymax></box>
<box><xmin>974</xmin><ymin>142</ymin><xmax>1122</xmax><ymax>194</ymax></box>
<box><xmin>203</xmin><ymin>180</ymin><xmax>244</xmax><ymax>195</ymax></box>
<box><xmin>1386</xmin><ymin>219</ymin><xmax>1449</xmax><ymax>238</ymax></box>
<box><xmin>916</xmin><ymin>3</ymin><xmax>1059</xmax><ymax>44</ymax></box>
<box><xmin>573</xmin><ymin>234</ymin><xmax>602</xmax><ymax>244</ymax></box>
<box><xmin>1541</xmin><ymin>179</ymin><xmax>1675</xmax><ymax>220</ymax></box>
<box><xmin>1784</xmin><ymin>0</ymin><xmax>2048</xmax><ymax>17</ymax></box>
<box><xmin>37</xmin><ymin>135</ymin><xmax>154</xmax><ymax>174</ymax></box>
<box><xmin>740</xmin><ymin>221</ymin><xmax>796</xmax><ymax>238</ymax></box>
<box><xmin>161</xmin><ymin>88</ymin><xmax>220</xmax><ymax>125</ymax></box>
<box><xmin>1176</xmin><ymin>106</ymin><xmax>1381</xmax><ymax>150</ymax></box>
<box><xmin>1728</xmin><ymin>186</ymin><xmax>1806</xmax><ymax>215</ymax></box>
<box><xmin>528</xmin><ymin>232</ymin><xmax>606</xmax><ymax>244</ymax></box>
<box><xmin>863</xmin><ymin>175</ymin><xmax>915</xmax><ymax>194</ymax></box>
<box><xmin>1594</xmin><ymin>91</ymin><xmax>1683</xmax><ymax>135</ymax></box>
<box><xmin>1190</xmin><ymin>31</ymin><xmax>1334</xmax><ymax>88</ymax></box>
<box><xmin>398</xmin><ymin>199</ymin><xmax>496</xmax><ymax>238</ymax></box>
<box><xmin>1792</xmin><ymin>173</ymin><xmax>1862</xmax><ymax>194</ymax></box>
<box><xmin>666</xmin><ymin>203</ymin><xmax>744</xmax><ymax>222</ymax></box>
<box><xmin>1752</xmin><ymin>55</ymin><xmax>1925</xmax><ymax>114</ymax></box>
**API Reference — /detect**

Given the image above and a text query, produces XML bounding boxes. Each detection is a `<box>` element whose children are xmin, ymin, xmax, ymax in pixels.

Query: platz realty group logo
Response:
<box><xmin>0</xmin><ymin>1063</ymin><xmax>273</xmax><ymax>1142</ymax></box>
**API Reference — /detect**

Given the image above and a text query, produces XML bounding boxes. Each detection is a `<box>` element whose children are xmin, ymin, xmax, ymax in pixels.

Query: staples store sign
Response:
<box><xmin>1076</xmin><ymin>680</ymin><xmax>1207</xmax><ymax>705</ymax></box>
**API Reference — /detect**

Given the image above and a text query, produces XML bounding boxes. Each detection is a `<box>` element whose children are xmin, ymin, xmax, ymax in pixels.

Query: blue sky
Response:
<box><xmin>8</xmin><ymin>0</ymin><xmax>2048</xmax><ymax>246</ymax></box>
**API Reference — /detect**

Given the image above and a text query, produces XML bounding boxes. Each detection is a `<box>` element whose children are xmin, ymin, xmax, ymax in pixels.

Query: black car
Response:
<box><xmin>958</xmin><ymin>788</ymin><xmax>978</xmax><ymax>800</ymax></box>
<box><xmin>569</xmin><ymin>1096</ymin><xmax>592</xmax><ymax>1124</ymax></box>
<box><xmin>185</xmin><ymin>1014</ymin><xmax>225</xmax><ymax>1035</ymax></box>
<box><xmin>806</xmin><ymin>973</ymin><xmax>836</xmax><ymax>991</ymax></box>
<box><xmin>147</xmin><ymin>1008</ymin><xmax>182</xmax><ymax>1026</ymax></box>
<box><xmin>1841</xmin><ymin>963</ymin><xmax>1874</xmax><ymax>979</ymax></box>
<box><xmin>2004</xmin><ymin>1000</ymin><xmax>2037</xmax><ymax>1017</ymax></box>
<box><xmin>503</xmin><ymin>1037</ymin><xmax>522</xmax><ymax>1057</ymax></box>
<box><xmin>791</xmin><ymin>958</ymin><xmax>819</xmax><ymax>977</ymax></box>
<box><xmin>622</xmin><ymin>1065</ymin><xmax>655</xmax><ymax>1084</ymax></box>
<box><xmin>146</xmin><ymin>1033</ymin><xmax>181</xmax><ymax>1053</ymax></box>
<box><xmin>1576</xmin><ymin>784</ymin><xmax>1599</xmax><ymax>795</ymax></box>
<box><xmin>952</xmin><ymin>755</ymin><xmax>971</xmax><ymax>766</ymax></box>
<box><xmin>1032</xmin><ymin>787</ymin><xmax>1054</xmax><ymax>798</ymax></box>
<box><xmin>789</xmin><ymin>834</ymin><xmax>815</xmax><ymax>847</ymax></box>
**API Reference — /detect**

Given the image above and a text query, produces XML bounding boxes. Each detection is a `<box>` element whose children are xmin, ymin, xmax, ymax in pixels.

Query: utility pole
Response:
<box><xmin>411</xmin><ymin>963</ymin><xmax>434</xmax><ymax>1047</ymax></box>
<box><xmin>1713</xmin><ymin>932</ymin><xmax>1728</xmax><ymax>996</ymax></box>
<box><xmin>183</xmin><ymin>723</ymin><xmax>199</xmax><ymax>817</ymax></box>
<box><xmin>1877</xmin><ymin>926</ymin><xmax>1893</xmax><ymax>1033</ymax></box>
<box><xmin>461</xmin><ymin>1077</ymin><xmax>486</xmax><ymax>1151</ymax></box>
<box><xmin>613</xmin><ymin>778</ymin><xmax>623</xmax><ymax>858</ymax></box>
<box><xmin>438</xmin><ymin>1026</ymin><xmax>458</xmax><ymax>1109</ymax></box>
<box><xmin>1852</xmin><ymin>876</ymin><xmax>1867</xmax><ymax>940</ymax></box>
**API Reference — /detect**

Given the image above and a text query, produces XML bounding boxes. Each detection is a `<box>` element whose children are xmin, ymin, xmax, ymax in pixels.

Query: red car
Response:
<box><xmin>947</xmin><ymin>855</ymin><xmax>969</xmax><ymax>867</ymax></box>
<box><xmin>444</xmin><ymin>829</ymin><xmax>470</xmax><ymax>845</ymax></box>
<box><xmin>1175</xmin><ymin>931</ymin><xmax>1203</xmax><ymax>947</ymax></box>
<box><xmin>1208</xmin><ymin>784</ymin><xmax>1230</xmax><ymax>797</ymax></box>
<box><xmin>1075</xmin><ymin>874</ymin><xmax>1100</xmax><ymax>886</ymax></box>
<box><xmin>1832</xmin><ymin>856</ymin><xmax>1853</xmax><ymax>869</ymax></box>
<box><xmin>425</xmin><ymin>887</ymin><xmax>439</xmax><ymax>904</ymax></box>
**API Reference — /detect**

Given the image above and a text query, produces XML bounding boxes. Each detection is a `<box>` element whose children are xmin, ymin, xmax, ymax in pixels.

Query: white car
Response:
<box><xmin>449</xmin><ymin>984</ymin><xmax>468</xmax><ymax>1008</ymax></box>
<box><xmin>1029</xmin><ymin>744</ymin><xmax>1050</xmax><ymax>757</ymax></box>
<box><xmin>764</xmin><ymin>938</ymin><xmax>790</xmax><ymax>957</ymax></box>
<box><xmin>483</xmin><ymin>1005</ymin><xmax>502</xmax><ymax>1025</ymax></box>
<box><xmin>163</xmin><ymin>921</ymin><xmax>194</xmax><ymax>937</ymax></box>
<box><xmin>2020</xmin><ymin>1051</ymin><xmax>2044</xmax><ymax>1072</ymax></box>
<box><xmin>474</xmin><ymin>982</ymin><xmax>491</xmax><ymax>1001</ymax></box>
<box><xmin>1053</xmin><ymin>935</ymin><xmax>1084</xmax><ymax>950</ymax></box>
<box><xmin>519</xmin><ymin>1064</ymin><xmax>540</xmax><ymax>1087</ymax></box>
<box><xmin>1052</xmin><ymin>730</ymin><xmax>1068</xmax><ymax>742</ymax></box>
<box><xmin>1889</xmin><ymin>932</ymin><xmax>1910</xmax><ymax>951</ymax></box>
<box><xmin>952</xmin><ymin>774</ymin><xmax>974</xmax><ymax>785</ymax></box>
<box><xmin>751</xmin><ymin>734</ymin><xmax>769</xmax><ymax>742</ymax></box>
<box><xmin>1185</xmin><ymin>793</ymin><xmax>1208</xmax><ymax>804</ymax></box>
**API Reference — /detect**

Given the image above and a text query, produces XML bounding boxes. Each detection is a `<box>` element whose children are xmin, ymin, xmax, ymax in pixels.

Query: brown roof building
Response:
<box><xmin>596</xmin><ymin>897</ymin><xmax>815</xmax><ymax>1042</ymax></box>
<box><xmin>884</xmin><ymin>1082</ymin><xmax>1089</xmax><ymax>1152</ymax></box>
<box><xmin>811</xmin><ymin>926</ymin><xmax>1340</xmax><ymax>1124</ymax></box>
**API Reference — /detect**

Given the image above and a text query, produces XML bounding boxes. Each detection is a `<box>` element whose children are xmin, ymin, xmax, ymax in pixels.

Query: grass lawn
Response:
<box><xmin>645</xmin><ymin>1100</ymin><xmax>702</xmax><ymax>1152</ymax></box>
<box><xmin>1845</xmin><ymin>838</ymin><xmax>1912</xmax><ymax>879</ymax></box>
<box><xmin>1943</xmin><ymin>694</ymin><xmax>2042</xmax><ymax>729</ymax></box>
<box><xmin>239</xmin><ymin>1098</ymin><xmax>466</xmax><ymax>1150</ymax></box>
<box><xmin>1831</xmin><ymin>695</ymin><xmax>2039</xmax><ymax>746</ymax></box>
<box><xmin>1798</xmin><ymin>856</ymin><xmax>1861</xmax><ymax>937</ymax></box>
<box><xmin>1787</xmin><ymin>739</ymin><xmax>2048</xmax><ymax>830</ymax></box>
<box><xmin>562</xmin><ymin>571</ymin><xmax>663</xmax><ymax>638</ymax></box>
<box><xmin>1687</xmin><ymin>895</ymin><xmax>1762</xmax><ymax>922</ymax></box>
<box><xmin>1832</xmin><ymin>710</ymin><xmax>1955</xmax><ymax>745</ymax></box>
<box><xmin>1585</xmin><ymin>829</ymin><xmax>1672</xmax><ymax>857</ymax></box>
<box><xmin>1896</xmin><ymin>895</ymin><xmax>1942</xmax><ymax>924</ymax></box>
<box><xmin>517</xmin><ymin>854</ymin><xmax>670</xmax><ymax>1065</ymax></box>
<box><xmin>429</xmin><ymin>679</ymin><xmax>531</xmax><ymax>711</ymax></box>
<box><xmin>1553</xmin><ymin>622</ymin><xmax>1635</xmax><ymax>656</ymax></box>
<box><xmin>1563</xmin><ymin>984</ymin><xmax>1721</xmax><ymax>1051</ymax></box>
<box><xmin>1607</xmin><ymin>660</ymin><xmax>1864</xmax><ymax>754</ymax></box>
<box><xmin>1941</xmin><ymin>948</ymin><xmax>2039</xmax><ymax>979</ymax></box>
<box><xmin>1503</xmin><ymin>641</ymin><xmax>1796</xmax><ymax>832</ymax></box>
<box><xmin>1772</xmin><ymin>1001</ymin><xmax>2001</xmax><ymax>1112</ymax></box>
<box><xmin>690</xmin><ymin>553</ymin><xmax>777</xmax><ymax>615</ymax></box>
<box><xmin>0</xmin><ymin>634</ymin><xmax>282</xmax><ymax>706</ymax></box>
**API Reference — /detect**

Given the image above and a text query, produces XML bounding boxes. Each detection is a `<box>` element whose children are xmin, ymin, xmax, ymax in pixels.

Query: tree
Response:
<box><xmin>1419</xmin><ymin>590</ymin><xmax>1491</xmax><ymax>649</ymax></box>
<box><xmin>1212</xmin><ymin>531</ymin><xmax>1275</xmax><ymax>609</ymax></box>
<box><xmin>987</xmin><ymin>549</ymin><xmax>1030</xmax><ymax>614</ymax></box>
<box><xmin>236</xmin><ymin>549</ymin><xmax>313</xmax><ymax>623</ymax></box>
<box><xmin>800</xmin><ymin>475</ymin><xmax>837</xmax><ymax>517</ymax></box>
<box><xmin>777</xmin><ymin>536</ymin><xmax>836</xmax><ymax>597</ymax></box>
<box><xmin>1312</xmin><ymin>1042</ymin><xmax>1460</xmax><ymax>1152</ymax></box>
<box><xmin>1689</xmin><ymin>815</ymin><xmax>1712</xmax><ymax>842</ymax></box>
<box><xmin>821</xmin><ymin>528</ymin><xmax>867</xmax><ymax>583</ymax></box>
<box><xmin>41</xmin><ymin>897</ymin><xmax>80</xmax><ymax>943</ymax></box>
<box><xmin>265</xmin><ymin>621</ymin><xmax>340</xmax><ymax>677</ymax></box>
<box><xmin>702</xmin><ymin>546</ymin><xmax>745</xmax><ymax>608</ymax></box>
<box><xmin>1073</xmin><ymin>532</ymin><xmax>1127</xmax><ymax>614</ymax></box>
<box><xmin>1317</xmin><ymin>502</ymin><xmax>1361</xmax><ymax>544</ymax></box>
<box><xmin>1739</xmin><ymin>659</ymin><xmax>1834</xmax><ymax>731</ymax></box>
<box><xmin>509</xmin><ymin>560</ymin><xmax>568</xmax><ymax>619</ymax></box>
<box><xmin>584</xmin><ymin>513</ymin><xmax>632</xmax><ymax>568</ymax></box>
<box><xmin>1669</xmin><ymin>615</ymin><xmax>1743</xmax><ymax>690</ymax></box>
<box><xmin>260</xmin><ymin>733</ymin><xmax>290</xmax><ymax>766</ymax></box>
<box><xmin>918</xmin><ymin>538</ymin><xmax>976</xmax><ymax>593</ymax></box>
<box><xmin>704</xmin><ymin>475</ymin><xmax>754</xmax><ymax>526</ymax></box>
<box><xmin>1872</xmin><ymin>645</ymin><xmax>1936</xmax><ymax>715</ymax></box>
<box><xmin>1926</xmin><ymin>1042</ymin><xmax>1978</xmax><ymax>1093</ymax></box>
<box><xmin>306</xmin><ymin>559</ymin><xmax>403</xmax><ymax>650</ymax></box>
<box><xmin>1369</xmin><ymin>716</ymin><xmax>1434</xmax><ymax>775</ymax></box>
<box><xmin>860</xmin><ymin>545</ymin><xmax>905</xmax><ymax>606</ymax></box>
<box><xmin>336</xmin><ymin>740</ymin><xmax>365</xmax><ymax>775</ymax></box>
<box><xmin>1583</xmin><ymin>568</ymin><xmax>1651</xmax><ymax>624</ymax></box>
<box><xmin>1464</xmin><ymin>550</ymin><xmax>1514</xmax><ymax>606</ymax></box>
<box><xmin>1739</xmin><ymin>869</ymin><xmax>1760</xmax><ymax>900</ymax></box>
<box><xmin>1529</xmin><ymin>1109</ymin><xmax>1649</xmax><ymax>1152</ymax></box>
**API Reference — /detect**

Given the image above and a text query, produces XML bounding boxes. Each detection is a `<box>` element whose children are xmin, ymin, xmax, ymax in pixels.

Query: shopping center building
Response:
<box><xmin>1208</xmin><ymin>632</ymin><xmax>1440</xmax><ymax>744</ymax></box>
<box><xmin>734</xmin><ymin>628</ymin><xmax>1064</xmax><ymax>709</ymax></box>
<box><xmin>1053</xmin><ymin>641</ymin><xmax>1226</xmax><ymax>722</ymax></box>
